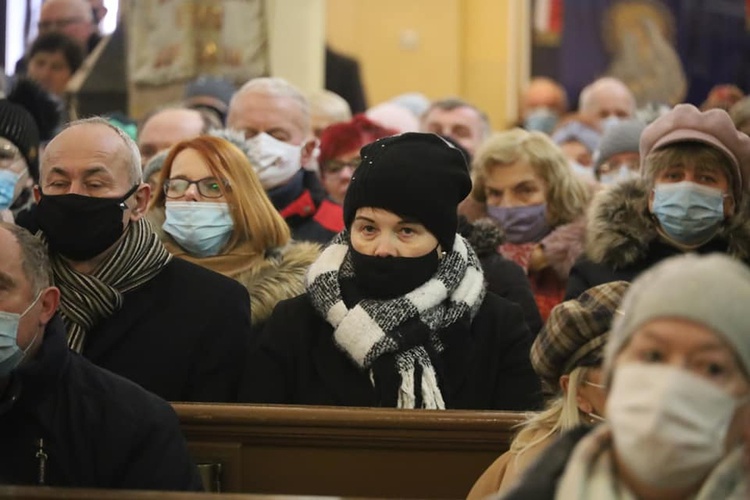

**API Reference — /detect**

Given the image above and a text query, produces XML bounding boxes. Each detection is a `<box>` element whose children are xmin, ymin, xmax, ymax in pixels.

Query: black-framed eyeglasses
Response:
<box><xmin>322</xmin><ymin>158</ymin><xmax>361</xmax><ymax>175</ymax></box>
<box><xmin>163</xmin><ymin>177</ymin><xmax>229</xmax><ymax>199</ymax></box>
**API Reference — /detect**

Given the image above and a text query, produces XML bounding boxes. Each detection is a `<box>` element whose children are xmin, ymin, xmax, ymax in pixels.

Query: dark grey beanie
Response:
<box><xmin>594</xmin><ymin>118</ymin><xmax>646</xmax><ymax>172</ymax></box>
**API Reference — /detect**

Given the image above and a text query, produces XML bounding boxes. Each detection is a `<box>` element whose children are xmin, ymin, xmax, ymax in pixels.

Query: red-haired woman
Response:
<box><xmin>314</xmin><ymin>114</ymin><xmax>397</xmax><ymax>233</ymax></box>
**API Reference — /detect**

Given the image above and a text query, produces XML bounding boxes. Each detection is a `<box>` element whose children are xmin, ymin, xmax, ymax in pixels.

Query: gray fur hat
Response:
<box><xmin>604</xmin><ymin>253</ymin><xmax>750</xmax><ymax>379</ymax></box>
<box><xmin>594</xmin><ymin>119</ymin><xmax>646</xmax><ymax>172</ymax></box>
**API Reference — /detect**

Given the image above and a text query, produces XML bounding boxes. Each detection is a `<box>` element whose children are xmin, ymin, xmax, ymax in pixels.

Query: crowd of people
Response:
<box><xmin>1</xmin><ymin>0</ymin><xmax>749</xmax><ymax>497</ymax></box>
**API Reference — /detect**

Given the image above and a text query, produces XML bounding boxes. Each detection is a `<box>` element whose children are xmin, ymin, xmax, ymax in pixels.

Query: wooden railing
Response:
<box><xmin>175</xmin><ymin>404</ymin><xmax>525</xmax><ymax>499</ymax></box>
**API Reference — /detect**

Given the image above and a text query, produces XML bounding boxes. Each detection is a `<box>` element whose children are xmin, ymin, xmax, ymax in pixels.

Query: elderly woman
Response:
<box><xmin>471</xmin><ymin>129</ymin><xmax>591</xmax><ymax>320</ymax></box>
<box><xmin>566</xmin><ymin>104</ymin><xmax>750</xmax><ymax>299</ymax></box>
<box><xmin>239</xmin><ymin>133</ymin><xmax>541</xmax><ymax>410</ymax></box>
<box><xmin>148</xmin><ymin>135</ymin><xmax>320</xmax><ymax>330</ymax></box>
<box><xmin>503</xmin><ymin>253</ymin><xmax>750</xmax><ymax>499</ymax></box>
<box><xmin>467</xmin><ymin>281</ymin><xmax>627</xmax><ymax>499</ymax></box>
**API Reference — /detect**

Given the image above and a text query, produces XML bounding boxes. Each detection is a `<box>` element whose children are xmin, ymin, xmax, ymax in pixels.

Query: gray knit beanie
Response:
<box><xmin>604</xmin><ymin>253</ymin><xmax>750</xmax><ymax>379</ymax></box>
<box><xmin>593</xmin><ymin>118</ymin><xmax>646</xmax><ymax>172</ymax></box>
<box><xmin>143</xmin><ymin>149</ymin><xmax>169</xmax><ymax>183</ymax></box>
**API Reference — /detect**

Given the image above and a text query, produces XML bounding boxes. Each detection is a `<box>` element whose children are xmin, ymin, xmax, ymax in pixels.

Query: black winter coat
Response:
<box><xmin>239</xmin><ymin>292</ymin><xmax>543</xmax><ymax>410</ymax></box>
<box><xmin>81</xmin><ymin>258</ymin><xmax>252</xmax><ymax>402</ymax></box>
<box><xmin>0</xmin><ymin>316</ymin><xmax>203</xmax><ymax>490</ymax></box>
<box><xmin>565</xmin><ymin>179</ymin><xmax>750</xmax><ymax>300</ymax></box>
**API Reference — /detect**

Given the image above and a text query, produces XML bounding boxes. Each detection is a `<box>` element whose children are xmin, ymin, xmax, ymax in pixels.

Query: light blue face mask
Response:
<box><xmin>0</xmin><ymin>169</ymin><xmax>21</xmax><ymax>211</ymax></box>
<box><xmin>524</xmin><ymin>108</ymin><xmax>558</xmax><ymax>135</ymax></box>
<box><xmin>163</xmin><ymin>201</ymin><xmax>234</xmax><ymax>258</ymax></box>
<box><xmin>599</xmin><ymin>165</ymin><xmax>640</xmax><ymax>185</ymax></box>
<box><xmin>652</xmin><ymin>181</ymin><xmax>727</xmax><ymax>246</ymax></box>
<box><xmin>0</xmin><ymin>292</ymin><xmax>42</xmax><ymax>377</ymax></box>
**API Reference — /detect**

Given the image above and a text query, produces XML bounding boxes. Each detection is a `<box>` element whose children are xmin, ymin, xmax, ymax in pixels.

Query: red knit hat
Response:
<box><xmin>318</xmin><ymin>114</ymin><xmax>397</xmax><ymax>168</ymax></box>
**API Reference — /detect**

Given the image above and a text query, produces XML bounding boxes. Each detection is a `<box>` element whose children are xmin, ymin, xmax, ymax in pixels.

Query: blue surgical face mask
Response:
<box><xmin>524</xmin><ymin>108</ymin><xmax>558</xmax><ymax>135</ymax></box>
<box><xmin>599</xmin><ymin>165</ymin><xmax>640</xmax><ymax>185</ymax></box>
<box><xmin>163</xmin><ymin>201</ymin><xmax>234</xmax><ymax>257</ymax></box>
<box><xmin>0</xmin><ymin>169</ymin><xmax>21</xmax><ymax>211</ymax></box>
<box><xmin>487</xmin><ymin>203</ymin><xmax>551</xmax><ymax>244</ymax></box>
<box><xmin>0</xmin><ymin>292</ymin><xmax>42</xmax><ymax>377</ymax></box>
<box><xmin>652</xmin><ymin>181</ymin><xmax>727</xmax><ymax>246</ymax></box>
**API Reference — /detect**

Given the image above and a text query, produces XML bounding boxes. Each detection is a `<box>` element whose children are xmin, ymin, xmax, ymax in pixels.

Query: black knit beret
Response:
<box><xmin>343</xmin><ymin>132</ymin><xmax>471</xmax><ymax>250</ymax></box>
<box><xmin>0</xmin><ymin>99</ymin><xmax>40</xmax><ymax>180</ymax></box>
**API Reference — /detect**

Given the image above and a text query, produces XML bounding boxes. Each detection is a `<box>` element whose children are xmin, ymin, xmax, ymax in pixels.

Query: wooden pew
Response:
<box><xmin>175</xmin><ymin>404</ymin><xmax>524</xmax><ymax>499</ymax></box>
<box><xmin>0</xmin><ymin>485</ymin><xmax>344</xmax><ymax>500</ymax></box>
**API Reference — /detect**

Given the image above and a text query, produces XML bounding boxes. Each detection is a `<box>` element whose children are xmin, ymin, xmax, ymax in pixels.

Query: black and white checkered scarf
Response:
<box><xmin>305</xmin><ymin>231</ymin><xmax>486</xmax><ymax>409</ymax></box>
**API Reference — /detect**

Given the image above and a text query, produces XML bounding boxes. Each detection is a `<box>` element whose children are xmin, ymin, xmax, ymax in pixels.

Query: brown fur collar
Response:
<box><xmin>233</xmin><ymin>241</ymin><xmax>320</xmax><ymax>326</ymax></box>
<box><xmin>585</xmin><ymin>179</ymin><xmax>750</xmax><ymax>268</ymax></box>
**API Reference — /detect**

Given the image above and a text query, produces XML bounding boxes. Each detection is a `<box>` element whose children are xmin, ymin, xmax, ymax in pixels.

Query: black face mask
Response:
<box><xmin>36</xmin><ymin>185</ymin><xmax>139</xmax><ymax>261</ymax></box>
<box><xmin>350</xmin><ymin>246</ymin><xmax>440</xmax><ymax>300</ymax></box>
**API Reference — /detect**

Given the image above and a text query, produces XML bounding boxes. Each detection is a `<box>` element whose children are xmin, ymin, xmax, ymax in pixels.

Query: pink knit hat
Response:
<box><xmin>639</xmin><ymin>103</ymin><xmax>750</xmax><ymax>200</ymax></box>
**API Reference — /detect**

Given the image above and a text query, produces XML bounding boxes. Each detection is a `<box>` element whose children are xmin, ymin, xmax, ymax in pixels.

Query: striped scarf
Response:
<box><xmin>47</xmin><ymin>219</ymin><xmax>172</xmax><ymax>353</ymax></box>
<box><xmin>306</xmin><ymin>232</ymin><xmax>486</xmax><ymax>409</ymax></box>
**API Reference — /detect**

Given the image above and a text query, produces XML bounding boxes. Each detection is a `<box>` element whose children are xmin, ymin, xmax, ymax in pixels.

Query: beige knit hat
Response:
<box><xmin>604</xmin><ymin>253</ymin><xmax>750</xmax><ymax>379</ymax></box>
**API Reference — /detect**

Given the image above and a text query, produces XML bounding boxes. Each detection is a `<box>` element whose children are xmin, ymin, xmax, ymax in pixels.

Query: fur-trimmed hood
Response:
<box><xmin>458</xmin><ymin>216</ymin><xmax>504</xmax><ymax>258</ymax></box>
<box><xmin>146</xmin><ymin>207</ymin><xmax>320</xmax><ymax>326</ymax></box>
<box><xmin>585</xmin><ymin>179</ymin><xmax>750</xmax><ymax>269</ymax></box>
<box><xmin>233</xmin><ymin>241</ymin><xmax>321</xmax><ymax>326</ymax></box>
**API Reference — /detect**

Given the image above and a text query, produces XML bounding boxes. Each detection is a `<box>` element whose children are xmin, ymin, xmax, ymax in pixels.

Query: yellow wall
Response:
<box><xmin>326</xmin><ymin>0</ymin><xmax>529</xmax><ymax>130</ymax></box>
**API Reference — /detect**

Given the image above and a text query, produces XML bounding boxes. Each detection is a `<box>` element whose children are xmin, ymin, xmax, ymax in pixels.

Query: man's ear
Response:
<box><xmin>130</xmin><ymin>183</ymin><xmax>151</xmax><ymax>221</ymax></box>
<box><xmin>33</xmin><ymin>185</ymin><xmax>41</xmax><ymax>203</ymax></box>
<box><xmin>38</xmin><ymin>286</ymin><xmax>60</xmax><ymax>326</ymax></box>
<box><xmin>300</xmin><ymin>138</ymin><xmax>319</xmax><ymax>168</ymax></box>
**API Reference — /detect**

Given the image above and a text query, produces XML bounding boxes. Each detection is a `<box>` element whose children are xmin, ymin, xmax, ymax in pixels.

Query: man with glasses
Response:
<box><xmin>32</xmin><ymin>117</ymin><xmax>251</xmax><ymax>403</ymax></box>
<box><xmin>37</xmin><ymin>0</ymin><xmax>101</xmax><ymax>54</ymax></box>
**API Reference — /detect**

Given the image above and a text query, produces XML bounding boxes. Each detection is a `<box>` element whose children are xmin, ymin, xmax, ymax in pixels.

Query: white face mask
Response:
<box><xmin>245</xmin><ymin>132</ymin><xmax>303</xmax><ymax>190</ymax></box>
<box><xmin>606</xmin><ymin>363</ymin><xmax>747</xmax><ymax>489</ymax></box>
<box><xmin>599</xmin><ymin>165</ymin><xmax>640</xmax><ymax>185</ymax></box>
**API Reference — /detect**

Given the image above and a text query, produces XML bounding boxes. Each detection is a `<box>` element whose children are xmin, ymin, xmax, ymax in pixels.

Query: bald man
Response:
<box><xmin>38</xmin><ymin>0</ymin><xmax>101</xmax><ymax>53</ymax></box>
<box><xmin>520</xmin><ymin>77</ymin><xmax>569</xmax><ymax>134</ymax></box>
<box><xmin>578</xmin><ymin>77</ymin><xmax>637</xmax><ymax>130</ymax></box>
<box><xmin>137</xmin><ymin>107</ymin><xmax>210</xmax><ymax>167</ymax></box>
